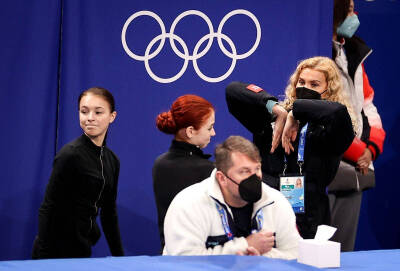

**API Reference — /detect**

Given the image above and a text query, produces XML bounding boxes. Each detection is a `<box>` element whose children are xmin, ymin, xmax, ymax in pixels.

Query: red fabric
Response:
<box><xmin>362</xmin><ymin>64</ymin><xmax>386</xmax><ymax>158</ymax></box>
<box><xmin>343</xmin><ymin>137</ymin><xmax>367</xmax><ymax>163</ymax></box>
<box><xmin>246</xmin><ymin>84</ymin><xmax>264</xmax><ymax>93</ymax></box>
<box><xmin>369</xmin><ymin>126</ymin><xmax>386</xmax><ymax>153</ymax></box>
<box><xmin>362</xmin><ymin>64</ymin><xmax>374</xmax><ymax>101</ymax></box>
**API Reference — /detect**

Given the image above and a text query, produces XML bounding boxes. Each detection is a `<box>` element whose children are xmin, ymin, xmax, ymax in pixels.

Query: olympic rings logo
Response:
<box><xmin>121</xmin><ymin>10</ymin><xmax>261</xmax><ymax>83</ymax></box>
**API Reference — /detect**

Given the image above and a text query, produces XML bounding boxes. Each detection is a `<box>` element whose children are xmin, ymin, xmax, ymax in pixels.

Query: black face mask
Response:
<box><xmin>225</xmin><ymin>173</ymin><xmax>262</xmax><ymax>203</ymax></box>
<box><xmin>296</xmin><ymin>86</ymin><xmax>322</xmax><ymax>100</ymax></box>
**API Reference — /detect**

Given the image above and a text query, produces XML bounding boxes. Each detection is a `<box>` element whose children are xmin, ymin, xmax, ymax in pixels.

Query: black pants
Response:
<box><xmin>32</xmin><ymin>235</ymin><xmax>92</xmax><ymax>259</ymax></box>
<box><xmin>296</xmin><ymin>191</ymin><xmax>331</xmax><ymax>239</ymax></box>
<box><xmin>328</xmin><ymin>190</ymin><xmax>362</xmax><ymax>251</ymax></box>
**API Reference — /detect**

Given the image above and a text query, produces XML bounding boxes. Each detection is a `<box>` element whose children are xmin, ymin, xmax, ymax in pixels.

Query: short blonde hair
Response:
<box><xmin>281</xmin><ymin>56</ymin><xmax>356</xmax><ymax>131</ymax></box>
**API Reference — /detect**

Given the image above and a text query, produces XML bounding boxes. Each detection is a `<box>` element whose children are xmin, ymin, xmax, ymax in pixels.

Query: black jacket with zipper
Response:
<box><xmin>226</xmin><ymin>81</ymin><xmax>354</xmax><ymax>238</ymax></box>
<box><xmin>32</xmin><ymin>134</ymin><xmax>124</xmax><ymax>259</ymax></box>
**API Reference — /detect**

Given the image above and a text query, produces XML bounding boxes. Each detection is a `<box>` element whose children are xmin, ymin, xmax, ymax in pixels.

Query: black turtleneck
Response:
<box><xmin>229</xmin><ymin>203</ymin><xmax>253</xmax><ymax>238</ymax></box>
<box><xmin>153</xmin><ymin>140</ymin><xmax>215</xmax><ymax>250</ymax></box>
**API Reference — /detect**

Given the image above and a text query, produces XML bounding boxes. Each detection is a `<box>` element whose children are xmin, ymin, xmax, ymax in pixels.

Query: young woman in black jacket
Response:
<box><xmin>153</xmin><ymin>95</ymin><xmax>216</xmax><ymax>250</ymax></box>
<box><xmin>226</xmin><ymin>57</ymin><xmax>355</xmax><ymax>239</ymax></box>
<box><xmin>32</xmin><ymin>87</ymin><xmax>124</xmax><ymax>259</ymax></box>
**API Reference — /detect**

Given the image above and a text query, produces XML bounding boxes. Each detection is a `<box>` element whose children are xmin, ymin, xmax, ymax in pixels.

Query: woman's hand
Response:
<box><xmin>357</xmin><ymin>148</ymin><xmax>372</xmax><ymax>175</ymax></box>
<box><xmin>282</xmin><ymin>111</ymin><xmax>299</xmax><ymax>154</ymax></box>
<box><xmin>271</xmin><ymin>104</ymin><xmax>288</xmax><ymax>153</ymax></box>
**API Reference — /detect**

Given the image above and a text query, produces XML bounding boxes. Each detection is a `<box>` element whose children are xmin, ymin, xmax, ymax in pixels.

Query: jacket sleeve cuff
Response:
<box><xmin>368</xmin><ymin>126</ymin><xmax>385</xmax><ymax>153</ymax></box>
<box><xmin>226</xmin><ymin>81</ymin><xmax>278</xmax><ymax>133</ymax></box>
<box><xmin>266</xmin><ymin>100</ymin><xmax>278</xmax><ymax>114</ymax></box>
<box><xmin>367</xmin><ymin>145</ymin><xmax>377</xmax><ymax>160</ymax></box>
<box><xmin>343</xmin><ymin>137</ymin><xmax>366</xmax><ymax>162</ymax></box>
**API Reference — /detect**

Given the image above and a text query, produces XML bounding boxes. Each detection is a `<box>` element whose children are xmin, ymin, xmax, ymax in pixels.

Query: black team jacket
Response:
<box><xmin>226</xmin><ymin>81</ymin><xmax>354</xmax><ymax>238</ymax></box>
<box><xmin>33</xmin><ymin>134</ymin><xmax>124</xmax><ymax>259</ymax></box>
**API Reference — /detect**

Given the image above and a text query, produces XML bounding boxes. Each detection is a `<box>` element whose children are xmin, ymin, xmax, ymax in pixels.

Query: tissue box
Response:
<box><xmin>297</xmin><ymin>239</ymin><xmax>341</xmax><ymax>268</ymax></box>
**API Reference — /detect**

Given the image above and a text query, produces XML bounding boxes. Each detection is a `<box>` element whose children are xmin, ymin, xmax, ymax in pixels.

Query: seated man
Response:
<box><xmin>163</xmin><ymin>136</ymin><xmax>301</xmax><ymax>259</ymax></box>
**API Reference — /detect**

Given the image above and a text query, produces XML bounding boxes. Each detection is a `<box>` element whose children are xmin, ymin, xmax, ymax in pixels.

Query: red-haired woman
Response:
<box><xmin>153</xmin><ymin>94</ymin><xmax>216</xmax><ymax>250</ymax></box>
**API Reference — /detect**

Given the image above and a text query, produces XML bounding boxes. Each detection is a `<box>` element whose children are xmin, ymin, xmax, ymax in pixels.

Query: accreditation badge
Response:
<box><xmin>279</xmin><ymin>174</ymin><xmax>305</xmax><ymax>213</ymax></box>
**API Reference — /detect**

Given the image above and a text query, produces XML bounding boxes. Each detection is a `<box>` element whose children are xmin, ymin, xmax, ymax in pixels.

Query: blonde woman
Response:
<box><xmin>282</xmin><ymin>57</ymin><xmax>356</xmax><ymax>128</ymax></box>
<box><xmin>226</xmin><ymin>56</ymin><xmax>355</xmax><ymax>239</ymax></box>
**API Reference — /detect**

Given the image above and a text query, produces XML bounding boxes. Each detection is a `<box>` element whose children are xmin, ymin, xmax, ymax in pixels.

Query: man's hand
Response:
<box><xmin>236</xmin><ymin>246</ymin><xmax>260</xmax><ymax>256</ymax></box>
<box><xmin>271</xmin><ymin>104</ymin><xmax>288</xmax><ymax>153</ymax></box>
<box><xmin>245</xmin><ymin>230</ymin><xmax>275</xmax><ymax>255</ymax></box>
<box><xmin>282</xmin><ymin>111</ymin><xmax>299</xmax><ymax>154</ymax></box>
<box><xmin>357</xmin><ymin>148</ymin><xmax>372</xmax><ymax>175</ymax></box>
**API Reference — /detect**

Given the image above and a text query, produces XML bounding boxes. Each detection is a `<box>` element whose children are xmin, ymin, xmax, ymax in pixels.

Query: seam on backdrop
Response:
<box><xmin>55</xmin><ymin>0</ymin><xmax>64</xmax><ymax>155</ymax></box>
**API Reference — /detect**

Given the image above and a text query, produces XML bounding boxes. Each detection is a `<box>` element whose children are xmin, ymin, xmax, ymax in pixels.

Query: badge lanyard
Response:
<box><xmin>253</xmin><ymin>207</ymin><xmax>274</xmax><ymax>247</ymax></box>
<box><xmin>297</xmin><ymin>122</ymin><xmax>308</xmax><ymax>174</ymax></box>
<box><xmin>215</xmin><ymin>202</ymin><xmax>265</xmax><ymax>239</ymax></box>
<box><xmin>215</xmin><ymin>202</ymin><xmax>234</xmax><ymax>240</ymax></box>
<box><xmin>283</xmin><ymin>123</ymin><xmax>308</xmax><ymax>175</ymax></box>
<box><xmin>280</xmin><ymin>123</ymin><xmax>308</xmax><ymax>214</ymax></box>
<box><xmin>255</xmin><ymin>208</ymin><xmax>264</xmax><ymax>231</ymax></box>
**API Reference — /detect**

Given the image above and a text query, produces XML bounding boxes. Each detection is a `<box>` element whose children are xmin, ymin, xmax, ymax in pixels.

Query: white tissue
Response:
<box><xmin>314</xmin><ymin>225</ymin><xmax>337</xmax><ymax>241</ymax></box>
<box><xmin>297</xmin><ymin>225</ymin><xmax>340</xmax><ymax>268</ymax></box>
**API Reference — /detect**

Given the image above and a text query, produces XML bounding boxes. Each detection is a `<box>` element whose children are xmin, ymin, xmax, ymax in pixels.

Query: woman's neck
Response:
<box><xmin>85</xmin><ymin>133</ymin><xmax>104</xmax><ymax>147</ymax></box>
<box><xmin>174</xmin><ymin>130</ymin><xmax>190</xmax><ymax>144</ymax></box>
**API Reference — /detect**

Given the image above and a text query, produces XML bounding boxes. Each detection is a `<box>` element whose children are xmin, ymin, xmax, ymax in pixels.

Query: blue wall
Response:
<box><xmin>0</xmin><ymin>0</ymin><xmax>398</xmax><ymax>261</ymax></box>
<box><xmin>0</xmin><ymin>0</ymin><xmax>61</xmax><ymax>260</ymax></box>
<box><xmin>354</xmin><ymin>0</ymin><xmax>400</xmax><ymax>251</ymax></box>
